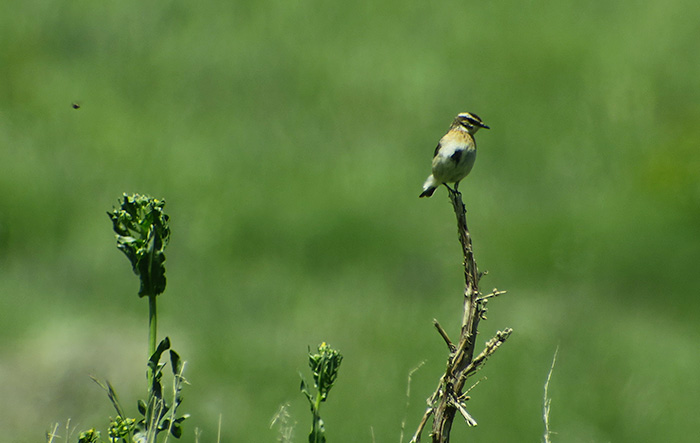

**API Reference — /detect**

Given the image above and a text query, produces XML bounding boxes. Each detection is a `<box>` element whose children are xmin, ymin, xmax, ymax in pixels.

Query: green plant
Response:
<box><xmin>102</xmin><ymin>193</ymin><xmax>188</xmax><ymax>443</ymax></box>
<box><xmin>58</xmin><ymin>193</ymin><xmax>188</xmax><ymax>443</ymax></box>
<box><xmin>300</xmin><ymin>343</ymin><xmax>343</xmax><ymax>443</ymax></box>
<box><xmin>107</xmin><ymin>193</ymin><xmax>170</xmax><ymax>387</ymax></box>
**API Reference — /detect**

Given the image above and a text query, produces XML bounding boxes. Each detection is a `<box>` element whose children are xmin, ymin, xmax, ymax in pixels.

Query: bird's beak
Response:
<box><xmin>480</xmin><ymin>123</ymin><xmax>490</xmax><ymax>129</ymax></box>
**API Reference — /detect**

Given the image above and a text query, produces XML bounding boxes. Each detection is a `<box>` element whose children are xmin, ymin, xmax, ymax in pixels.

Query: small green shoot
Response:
<box><xmin>300</xmin><ymin>343</ymin><xmax>343</xmax><ymax>443</ymax></box>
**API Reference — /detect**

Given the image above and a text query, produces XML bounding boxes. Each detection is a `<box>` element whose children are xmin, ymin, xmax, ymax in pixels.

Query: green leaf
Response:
<box><xmin>107</xmin><ymin>193</ymin><xmax>170</xmax><ymax>297</ymax></box>
<box><xmin>170</xmin><ymin>349</ymin><xmax>182</xmax><ymax>375</ymax></box>
<box><xmin>148</xmin><ymin>337</ymin><xmax>171</xmax><ymax>370</ymax></box>
<box><xmin>137</xmin><ymin>399</ymin><xmax>147</xmax><ymax>416</ymax></box>
<box><xmin>300</xmin><ymin>375</ymin><xmax>313</xmax><ymax>403</ymax></box>
<box><xmin>171</xmin><ymin>422</ymin><xmax>182</xmax><ymax>438</ymax></box>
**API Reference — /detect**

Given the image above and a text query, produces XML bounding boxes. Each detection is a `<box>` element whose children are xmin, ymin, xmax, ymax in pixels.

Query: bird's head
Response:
<box><xmin>453</xmin><ymin>112</ymin><xmax>490</xmax><ymax>134</ymax></box>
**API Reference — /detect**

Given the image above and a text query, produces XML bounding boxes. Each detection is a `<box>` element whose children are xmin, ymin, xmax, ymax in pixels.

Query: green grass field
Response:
<box><xmin>2</xmin><ymin>0</ymin><xmax>699</xmax><ymax>441</ymax></box>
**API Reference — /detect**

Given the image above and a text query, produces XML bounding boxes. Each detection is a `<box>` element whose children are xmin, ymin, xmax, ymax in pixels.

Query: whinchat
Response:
<box><xmin>419</xmin><ymin>112</ymin><xmax>489</xmax><ymax>198</ymax></box>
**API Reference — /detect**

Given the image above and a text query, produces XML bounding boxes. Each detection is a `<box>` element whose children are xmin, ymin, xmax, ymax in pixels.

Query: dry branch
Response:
<box><xmin>411</xmin><ymin>188</ymin><xmax>512</xmax><ymax>443</ymax></box>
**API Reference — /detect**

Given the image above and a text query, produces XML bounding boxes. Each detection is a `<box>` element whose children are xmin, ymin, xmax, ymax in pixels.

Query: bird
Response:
<box><xmin>419</xmin><ymin>112</ymin><xmax>489</xmax><ymax>198</ymax></box>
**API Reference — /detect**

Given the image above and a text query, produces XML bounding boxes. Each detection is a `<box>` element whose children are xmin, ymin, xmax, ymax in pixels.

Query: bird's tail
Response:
<box><xmin>419</xmin><ymin>175</ymin><xmax>438</xmax><ymax>198</ymax></box>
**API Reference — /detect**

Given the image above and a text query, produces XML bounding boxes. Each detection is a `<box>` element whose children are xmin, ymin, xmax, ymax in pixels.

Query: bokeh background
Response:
<box><xmin>2</xmin><ymin>0</ymin><xmax>699</xmax><ymax>441</ymax></box>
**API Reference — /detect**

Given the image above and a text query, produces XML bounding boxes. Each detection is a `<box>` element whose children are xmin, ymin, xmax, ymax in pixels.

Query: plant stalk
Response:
<box><xmin>148</xmin><ymin>293</ymin><xmax>157</xmax><ymax>387</ymax></box>
<box><xmin>410</xmin><ymin>188</ymin><xmax>512</xmax><ymax>443</ymax></box>
<box><xmin>311</xmin><ymin>392</ymin><xmax>323</xmax><ymax>443</ymax></box>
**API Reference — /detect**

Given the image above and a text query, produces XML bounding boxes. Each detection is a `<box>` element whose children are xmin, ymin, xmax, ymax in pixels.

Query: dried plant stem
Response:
<box><xmin>411</xmin><ymin>188</ymin><xmax>512</xmax><ymax>443</ymax></box>
<box><xmin>543</xmin><ymin>347</ymin><xmax>559</xmax><ymax>443</ymax></box>
<box><xmin>400</xmin><ymin>361</ymin><xmax>426</xmax><ymax>443</ymax></box>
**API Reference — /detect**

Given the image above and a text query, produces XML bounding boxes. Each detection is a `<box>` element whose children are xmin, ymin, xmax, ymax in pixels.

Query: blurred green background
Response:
<box><xmin>2</xmin><ymin>0</ymin><xmax>699</xmax><ymax>441</ymax></box>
